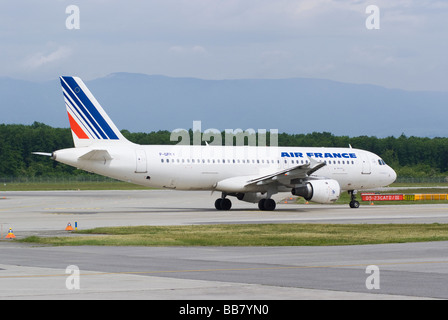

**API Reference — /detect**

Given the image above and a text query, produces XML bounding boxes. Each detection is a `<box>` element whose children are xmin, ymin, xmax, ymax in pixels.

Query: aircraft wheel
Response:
<box><xmin>221</xmin><ymin>198</ymin><xmax>232</xmax><ymax>211</ymax></box>
<box><xmin>258</xmin><ymin>198</ymin><xmax>276</xmax><ymax>211</ymax></box>
<box><xmin>215</xmin><ymin>198</ymin><xmax>223</xmax><ymax>210</ymax></box>
<box><xmin>264</xmin><ymin>199</ymin><xmax>276</xmax><ymax>211</ymax></box>
<box><xmin>349</xmin><ymin>200</ymin><xmax>360</xmax><ymax>208</ymax></box>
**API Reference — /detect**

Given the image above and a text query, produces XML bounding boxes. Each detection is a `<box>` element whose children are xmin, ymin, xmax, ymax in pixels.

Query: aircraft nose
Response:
<box><xmin>389</xmin><ymin>167</ymin><xmax>397</xmax><ymax>184</ymax></box>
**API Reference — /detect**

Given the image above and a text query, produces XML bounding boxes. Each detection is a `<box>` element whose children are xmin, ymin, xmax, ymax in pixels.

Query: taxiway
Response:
<box><xmin>1</xmin><ymin>190</ymin><xmax>447</xmax><ymax>300</ymax></box>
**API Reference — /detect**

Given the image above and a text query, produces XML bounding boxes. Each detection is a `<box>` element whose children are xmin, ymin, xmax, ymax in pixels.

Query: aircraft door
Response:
<box><xmin>135</xmin><ymin>149</ymin><xmax>147</xmax><ymax>173</ymax></box>
<box><xmin>360</xmin><ymin>152</ymin><xmax>371</xmax><ymax>174</ymax></box>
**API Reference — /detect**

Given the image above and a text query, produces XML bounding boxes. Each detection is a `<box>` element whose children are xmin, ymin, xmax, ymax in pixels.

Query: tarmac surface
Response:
<box><xmin>1</xmin><ymin>190</ymin><xmax>448</xmax><ymax>300</ymax></box>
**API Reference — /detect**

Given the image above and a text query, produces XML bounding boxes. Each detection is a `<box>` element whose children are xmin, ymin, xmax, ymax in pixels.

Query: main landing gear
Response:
<box><xmin>348</xmin><ymin>190</ymin><xmax>360</xmax><ymax>208</ymax></box>
<box><xmin>214</xmin><ymin>193</ymin><xmax>276</xmax><ymax>211</ymax></box>
<box><xmin>258</xmin><ymin>198</ymin><xmax>276</xmax><ymax>211</ymax></box>
<box><xmin>215</xmin><ymin>197</ymin><xmax>232</xmax><ymax>210</ymax></box>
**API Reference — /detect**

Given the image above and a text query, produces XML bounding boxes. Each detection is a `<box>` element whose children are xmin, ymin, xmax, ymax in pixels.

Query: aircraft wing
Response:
<box><xmin>215</xmin><ymin>158</ymin><xmax>326</xmax><ymax>192</ymax></box>
<box><xmin>244</xmin><ymin>158</ymin><xmax>326</xmax><ymax>188</ymax></box>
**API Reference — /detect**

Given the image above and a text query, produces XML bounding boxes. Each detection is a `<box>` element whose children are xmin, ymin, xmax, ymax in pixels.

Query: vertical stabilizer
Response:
<box><xmin>60</xmin><ymin>76</ymin><xmax>131</xmax><ymax>147</ymax></box>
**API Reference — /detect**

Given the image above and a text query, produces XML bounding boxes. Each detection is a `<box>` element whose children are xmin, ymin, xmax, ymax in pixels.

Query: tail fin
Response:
<box><xmin>60</xmin><ymin>76</ymin><xmax>131</xmax><ymax>147</ymax></box>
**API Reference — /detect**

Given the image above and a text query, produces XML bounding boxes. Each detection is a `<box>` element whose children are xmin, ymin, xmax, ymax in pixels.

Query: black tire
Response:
<box><xmin>264</xmin><ymin>199</ymin><xmax>276</xmax><ymax>211</ymax></box>
<box><xmin>221</xmin><ymin>198</ymin><xmax>232</xmax><ymax>211</ymax></box>
<box><xmin>214</xmin><ymin>198</ymin><xmax>223</xmax><ymax>210</ymax></box>
<box><xmin>258</xmin><ymin>199</ymin><xmax>266</xmax><ymax>210</ymax></box>
<box><xmin>349</xmin><ymin>200</ymin><xmax>360</xmax><ymax>208</ymax></box>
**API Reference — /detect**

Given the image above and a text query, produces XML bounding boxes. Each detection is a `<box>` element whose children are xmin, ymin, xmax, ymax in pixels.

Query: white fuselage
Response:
<box><xmin>54</xmin><ymin>144</ymin><xmax>397</xmax><ymax>193</ymax></box>
<box><xmin>53</xmin><ymin>76</ymin><xmax>397</xmax><ymax>210</ymax></box>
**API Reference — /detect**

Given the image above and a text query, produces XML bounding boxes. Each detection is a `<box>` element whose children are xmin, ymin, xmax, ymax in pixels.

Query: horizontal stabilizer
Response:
<box><xmin>78</xmin><ymin>150</ymin><xmax>113</xmax><ymax>161</ymax></box>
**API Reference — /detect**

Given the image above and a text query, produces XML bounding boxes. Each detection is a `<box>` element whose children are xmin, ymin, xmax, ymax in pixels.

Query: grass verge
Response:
<box><xmin>1</xmin><ymin>181</ymin><xmax>149</xmax><ymax>191</ymax></box>
<box><xmin>19</xmin><ymin>223</ymin><xmax>448</xmax><ymax>247</ymax></box>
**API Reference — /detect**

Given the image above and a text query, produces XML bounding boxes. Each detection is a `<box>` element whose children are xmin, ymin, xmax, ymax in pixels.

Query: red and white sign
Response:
<box><xmin>361</xmin><ymin>194</ymin><xmax>403</xmax><ymax>201</ymax></box>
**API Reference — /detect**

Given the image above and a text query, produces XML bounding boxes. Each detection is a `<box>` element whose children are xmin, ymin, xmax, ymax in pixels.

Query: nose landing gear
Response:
<box><xmin>348</xmin><ymin>190</ymin><xmax>360</xmax><ymax>208</ymax></box>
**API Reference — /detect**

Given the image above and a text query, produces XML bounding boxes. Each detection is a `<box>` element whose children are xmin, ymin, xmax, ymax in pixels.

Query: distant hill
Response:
<box><xmin>1</xmin><ymin>72</ymin><xmax>447</xmax><ymax>137</ymax></box>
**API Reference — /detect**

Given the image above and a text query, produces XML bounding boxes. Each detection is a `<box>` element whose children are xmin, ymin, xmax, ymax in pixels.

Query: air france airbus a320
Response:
<box><xmin>36</xmin><ymin>76</ymin><xmax>397</xmax><ymax>211</ymax></box>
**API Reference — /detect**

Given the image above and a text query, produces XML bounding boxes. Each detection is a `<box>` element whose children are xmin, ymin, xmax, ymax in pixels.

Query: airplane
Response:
<box><xmin>35</xmin><ymin>76</ymin><xmax>397</xmax><ymax>211</ymax></box>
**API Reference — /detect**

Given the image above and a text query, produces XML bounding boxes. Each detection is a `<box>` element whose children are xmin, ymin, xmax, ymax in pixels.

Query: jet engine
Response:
<box><xmin>291</xmin><ymin>179</ymin><xmax>340</xmax><ymax>204</ymax></box>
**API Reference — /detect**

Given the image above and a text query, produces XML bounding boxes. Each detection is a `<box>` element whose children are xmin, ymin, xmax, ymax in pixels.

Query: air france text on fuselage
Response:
<box><xmin>281</xmin><ymin>152</ymin><xmax>357</xmax><ymax>159</ymax></box>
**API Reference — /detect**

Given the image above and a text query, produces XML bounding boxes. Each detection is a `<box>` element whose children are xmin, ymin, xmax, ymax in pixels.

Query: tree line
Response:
<box><xmin>0</xmin><ymin>122</ymin><xmax>447</xmax><ymax>179</ymax></box>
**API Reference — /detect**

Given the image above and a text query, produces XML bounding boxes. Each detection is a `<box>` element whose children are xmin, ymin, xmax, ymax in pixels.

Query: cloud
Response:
<box><xmin>2</xmin><ymin>1</ymin><xmax>446</xmax><ymax>90</ymax></box>
<box><xmin>23</xmin><ymin>46</ymin><xmax>72</xmax><ymax>69</ymax></box>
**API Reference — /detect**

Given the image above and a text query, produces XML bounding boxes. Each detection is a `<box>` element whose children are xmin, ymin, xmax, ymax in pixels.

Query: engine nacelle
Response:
<box><xmin>292</xmin><ymin>179</ymin><xmax>340</xmax><ymax>204</ymax></box>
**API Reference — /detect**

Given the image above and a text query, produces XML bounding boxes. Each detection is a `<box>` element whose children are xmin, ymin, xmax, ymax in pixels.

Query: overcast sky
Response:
<box><xmin>1</xmin><ymin>0</ymin><xmax>447</xmax><ymax>91</ymax></box>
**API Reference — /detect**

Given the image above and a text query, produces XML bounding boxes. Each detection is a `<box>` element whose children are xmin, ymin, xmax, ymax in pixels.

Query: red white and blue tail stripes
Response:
<box><xmin>60</xmin><ymin>76</ymin><xmax>125</xmax><ymax>146</ymax></box>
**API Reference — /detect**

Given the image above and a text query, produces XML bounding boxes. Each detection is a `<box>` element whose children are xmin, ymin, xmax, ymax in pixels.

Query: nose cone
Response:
<box><xmin>389</xmin><ymin>167</ymin><xmax>397</xmax><ymax>184</ymax></box>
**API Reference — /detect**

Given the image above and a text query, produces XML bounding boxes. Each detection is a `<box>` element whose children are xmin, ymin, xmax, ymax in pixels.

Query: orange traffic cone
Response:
<box><xmin>65</xmin><ymin>222</ymin><xmax>73</xmax><ymax>231</ymax></box>
<box><xmin>5</xmin><ymin>228</ymin><xmax>16</xmax><ymax>239</ymax></box>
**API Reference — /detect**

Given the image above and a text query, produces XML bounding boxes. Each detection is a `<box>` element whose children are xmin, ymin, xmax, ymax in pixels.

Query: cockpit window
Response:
<box><xmin>378</xmin><ymin>159</ymin><xmax>386</xmax><ymax>165</ymax></box>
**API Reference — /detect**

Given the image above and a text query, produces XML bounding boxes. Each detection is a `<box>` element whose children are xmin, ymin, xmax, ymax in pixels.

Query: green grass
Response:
<box><xmin>0</xmin><ymin>181</ymin><xmax>149</xmax><ymax>191</ymax></box>
<box><xmin>19</xmin><ymin>223</ymin><xmax>448</xmax><ymax>247</ymax></box>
